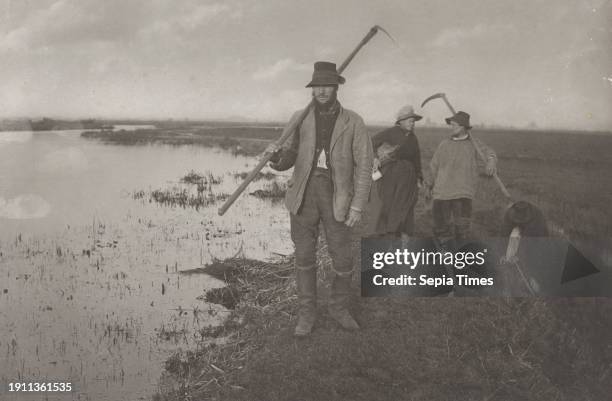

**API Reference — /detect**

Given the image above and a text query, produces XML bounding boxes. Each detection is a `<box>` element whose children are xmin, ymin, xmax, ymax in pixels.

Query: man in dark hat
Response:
<box><xmin>266</xmin><ymin>61</ymin><xmax>373</xmax><ymax>336</ymax></box>
<box><xmin>426</xmin><ymin>111</ymin><xmax>497</xmax><ymax>248</ymax></box>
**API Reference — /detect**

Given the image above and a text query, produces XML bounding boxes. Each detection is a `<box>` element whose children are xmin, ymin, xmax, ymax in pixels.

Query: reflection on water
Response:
<box><xmin>0</xmin><ymin>129</ymin><xmax>291</xmax><ymax>400</ymax></box>
<box><xmin>0</xmin><ymin>194</ymin><xmax>51</xmax><ymax>219</ymax></box>
<box><xmin>38</xmin><ymin>147</ymin><xmax>90</xmax><ymax>173</ymax></box>
<box><xmin>0</xmin><ymin>130</ymin><xmax>33</xmax><ymax>145</ymax></box>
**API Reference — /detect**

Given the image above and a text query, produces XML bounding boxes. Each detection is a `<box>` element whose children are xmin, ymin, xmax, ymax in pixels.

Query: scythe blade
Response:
<box><xmin>421</xmin><ymin>92</ymin><xmax>446</xmax><ymax>108</ymax></box>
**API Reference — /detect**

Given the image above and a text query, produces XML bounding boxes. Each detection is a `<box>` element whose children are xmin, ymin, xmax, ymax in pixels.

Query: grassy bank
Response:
<box><xmin>154</xmin><ymin>254</ymin><xmax>612</xmax><ymax>401</ymax></box>
<box><xmin>81</xmin><ymin>127</ymin><xmax>275</xmax><ymax>156</ymax></box>
<box><xmin>153</xmin><ymin>206</ymin><xmax>611</xmax><ymax>400</ymax></box>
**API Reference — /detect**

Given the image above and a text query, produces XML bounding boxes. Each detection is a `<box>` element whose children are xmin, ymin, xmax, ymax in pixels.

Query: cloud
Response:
<box><xmin>180</xmin><ymin>3</ymin><xmax>232</xmax><ymax>29</ymax></box>
<box><xmin>0</xmin><ymin>0</ymin><xmax>238</xmax><ymax>53</ymax></box>
<box><xmin>431</xmin><ymin>23</ymin><xmax>515</xmax><ymax>48</ymax></box>
<box><xmin>348</xmin><ymin>71</ymin><xmax>413</xmax><ymax>97</ymax></box>
<box><xmin>0</xmin><ymin>1</ymin><xmax>149</xmax><ymax>54</ymax></box>
<box><xmin>340</xmin><ymin>71</ymin><xmax>420</xmax><ymax>123</ymax></box>
<box><xmin>252</xmin><ymin>58</ymin><xmax>310</xmax><ymax>81</ymax></box>
<box><xmin>222</xmin><ymin>88</ymin><xmax>305</xmax><ymax>121</ymax></box>
<box><xmin>314</xmin><ymin>45</ymin><xmax>335</xmax><ymax>59</ymax></box>
<box><xmin>137</xmin><ymin>2</ymin><xmax>236</xmax><ymax>42</ymax></box>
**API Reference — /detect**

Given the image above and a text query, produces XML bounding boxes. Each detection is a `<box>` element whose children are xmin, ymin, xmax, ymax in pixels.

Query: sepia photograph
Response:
<box><xmin>1</xmin><ymin>1</ymin><xmax>611</xmax><ymax>400</ymax></box>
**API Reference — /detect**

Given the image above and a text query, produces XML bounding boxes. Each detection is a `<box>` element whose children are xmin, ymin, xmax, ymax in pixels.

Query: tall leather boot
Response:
<box><xmin>328</xmin><ymin>273</ymin><xmax>359</xmax><ymax>331</ymax></box>
<box><xmin>294</xmin><ymin>265</ymin><xmax>317</xmax><ymax>337</ymax></box>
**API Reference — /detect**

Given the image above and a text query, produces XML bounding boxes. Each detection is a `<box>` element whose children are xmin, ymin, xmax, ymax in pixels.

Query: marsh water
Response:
<box><xmin>0</xmin><ymin>129</ymin><xmax>291</xmax><ymax>400</ymax></box>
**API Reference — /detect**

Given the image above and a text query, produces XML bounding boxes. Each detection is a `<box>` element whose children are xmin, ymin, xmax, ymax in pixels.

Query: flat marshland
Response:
<box><xmin>84</xmin><ymin>123</ymin><xmax>612</xmax><ymax>239</ymax></box>
<box><xmin>1</xmin><ymin>123</ymin><xmax>610</xmax><ymax>400</ymax></box>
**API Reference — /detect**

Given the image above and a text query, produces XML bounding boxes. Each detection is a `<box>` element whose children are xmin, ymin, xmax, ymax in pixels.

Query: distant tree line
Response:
<box><xmin>0</xmin><ymin>118</ymin><xmax>108</xmax><ymax>131</ymax></box>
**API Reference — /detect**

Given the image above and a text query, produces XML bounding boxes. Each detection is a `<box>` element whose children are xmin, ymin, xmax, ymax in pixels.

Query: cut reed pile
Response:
<box><xmin>155</xmin><ymin>256</ymin><xmax>297</xmax><ymax>400</ymax></box>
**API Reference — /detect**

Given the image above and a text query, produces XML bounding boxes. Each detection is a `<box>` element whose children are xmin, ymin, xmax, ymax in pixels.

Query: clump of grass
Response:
<box><xmin>197</xmin><ymin>316</ymin><xmax>247</xmax><ymax>339</ymax></box>
<box><xmin>132</xmin><ymin>171</ymin><xmax>229</xmax><ymax>209</ymax></box>
<box><xmin>199</xmin><ymin>258</ymin><xmax>294</xmax><ymax>310</ymax></box>
<box><xmin>205</xmin><ymin>287</ymin><xmax>241</xmax><ymax>310</ymax></box>
<box><xmin>181</xmin><ymin>171</ymin><xmax>206</xmax><ymax>185</ymax></box>
<box><xmin>249</xmin><ymin>181</ymin><xmax>286</xmax><ymax>201</ymax></box>
<box><xmin>151</xmin><ymin>188</ymin><xmax>189</xmax><ymax>207</ymax></box>
<box><xmin>180</xmin><ymin>171</ymin><xmax>224</xmax><ymax>186</ymax></box>
<box><xmin>154</xmin><ymin>337</ymin><xmax>257</xmax><ymax>400</ymax></box>
<box><xmin>133</xmin><ymin>186</ymin><xmax>229</xmax><ymax>210</ymax></box>
<box><xmin>232</xmin><ymin>171</ymin><xmax>276</xmax><ymax>181</ymax></box>
<box><xmin>156</xmin><ymin>325</ymin><xmax>188</xmax><ymax>342</ymax></box>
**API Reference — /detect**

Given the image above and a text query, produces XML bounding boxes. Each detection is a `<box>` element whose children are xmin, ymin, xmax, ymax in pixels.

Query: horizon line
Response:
<box><xmin>1</xmin><ymin>115</ymin><xmax>610</xmax><ymax>134</ymax></box>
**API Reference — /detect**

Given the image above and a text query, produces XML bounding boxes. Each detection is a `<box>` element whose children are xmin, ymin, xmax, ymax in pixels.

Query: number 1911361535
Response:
<box><xmin>8</xmin><ymin>382</ymin><xmax>72</xmax><ymax>392</ymax></box>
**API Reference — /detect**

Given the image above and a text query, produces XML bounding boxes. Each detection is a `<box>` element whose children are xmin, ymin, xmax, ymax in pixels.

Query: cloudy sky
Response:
<box><xmin>0</xmin><ymin>0</ymin><xmax>610</xmax><ymax>130</ymax></box>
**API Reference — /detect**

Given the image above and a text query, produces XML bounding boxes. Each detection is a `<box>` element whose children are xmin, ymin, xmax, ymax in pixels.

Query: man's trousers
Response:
<box><xmin>290</xmin><ymin>170</ymin><xmax>352</xmax><ymax>276</ymax></box>
<box><xmin>432</xmin><ymin>198</ymin><xmax>472</xmax><ymax>242</ymax></box>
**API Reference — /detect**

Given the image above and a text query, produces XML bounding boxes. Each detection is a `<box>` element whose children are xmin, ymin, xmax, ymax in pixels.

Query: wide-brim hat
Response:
<box><xmin>445</xmin><ymin>111</ymin><xmax>472</xmax><ymax>129</ymax></box>
<box><xmin>305</xmin><ymin>61</ymin><xmax>345</xmax><ymax>87</ymax></box>
<box><xmin>396</xmin><ymin>105</ymin><xmax>422</xmax><ymax>123</ymax></box>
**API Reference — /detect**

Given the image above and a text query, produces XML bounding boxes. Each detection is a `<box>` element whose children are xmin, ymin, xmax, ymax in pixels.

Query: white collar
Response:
<box><xmin>451</xmin><ymin>133</ymin><xmax>469</xmax><ymax>141</ymax></box>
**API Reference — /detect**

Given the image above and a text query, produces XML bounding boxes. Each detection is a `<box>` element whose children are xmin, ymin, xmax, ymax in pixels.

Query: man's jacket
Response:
<box><xmin>272</xmin><ymin>105</ymin><xmax>373</xmax><ymax>222</ymax></box>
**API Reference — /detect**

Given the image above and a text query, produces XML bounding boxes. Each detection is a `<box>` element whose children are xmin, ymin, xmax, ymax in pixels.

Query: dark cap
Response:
<box><xmin>305</xmin><ymin>61</ymin><xmax>345</xmax><ymax>87</ymax></box>
<box><xmin>445</xmin><ymin>111</ymin><xmax>472</xmax><ymax>129</ymax></box>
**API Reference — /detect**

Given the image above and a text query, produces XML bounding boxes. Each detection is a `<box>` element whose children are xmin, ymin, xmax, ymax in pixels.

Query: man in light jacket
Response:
<box><xmin>268</xmin><ymin>61</ymin><xmax>373</xmax><ymax>337</ymax></box>
<box><xmin>427</xmin><ymin>111</ymin><xmax>497</xmax><ymax>248</ymax></box>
